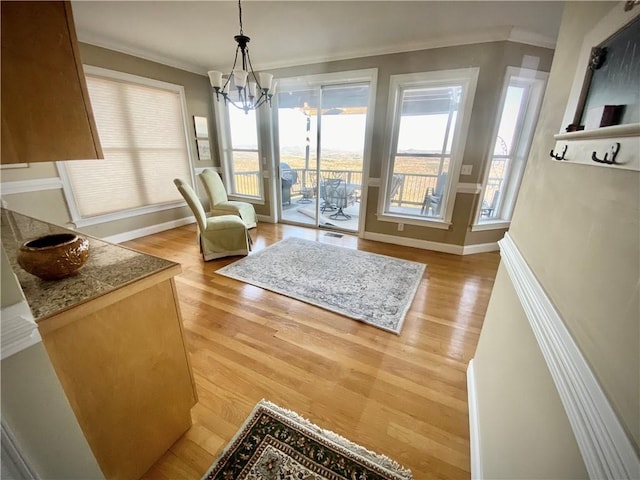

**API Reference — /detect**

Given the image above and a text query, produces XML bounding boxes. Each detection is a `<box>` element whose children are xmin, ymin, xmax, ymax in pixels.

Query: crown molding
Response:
<box><xmin>79</xmin><ymin>26</ymin><xmax>556</xmax><ymax>77</ymax></box>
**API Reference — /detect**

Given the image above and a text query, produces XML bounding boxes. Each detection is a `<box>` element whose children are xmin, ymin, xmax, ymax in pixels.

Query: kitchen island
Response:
<box><xmin>1</xmin><ymin>209</ymin><xmax>197</xmax><ymax>480</ymax></box>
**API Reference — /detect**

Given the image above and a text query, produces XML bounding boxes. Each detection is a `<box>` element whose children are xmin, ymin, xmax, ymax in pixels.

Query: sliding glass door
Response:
<box><xmin>276</xmin><ymin>72</ymin><xmax>373</xmax><ymax>233</ymax></box>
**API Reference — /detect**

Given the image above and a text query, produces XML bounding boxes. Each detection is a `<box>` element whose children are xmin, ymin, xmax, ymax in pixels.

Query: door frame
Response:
<box><xmin>271</xmin><ymin>68</ymin><xmax>378</xmax><ymax>237</ymax></box>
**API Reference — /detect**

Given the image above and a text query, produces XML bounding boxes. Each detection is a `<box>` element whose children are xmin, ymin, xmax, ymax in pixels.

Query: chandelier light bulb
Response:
<box><xmin>258</xmin><ymin>73</ymin><xmax>273</xmax><ymax>91</ymax></box>
<box><xmin>248</xmin><ymin>82</ymin><xmax>257</xmax><ymax>98</ymax></box>
<box><xmin>233</xmin><ymin>69</ymin><xmax>248</xmax><ymax>88</ymax></box>
<box><xmin>207</xmin><ymin>71</ymin><xmax>223</xmax><ymax>89</ymax></box>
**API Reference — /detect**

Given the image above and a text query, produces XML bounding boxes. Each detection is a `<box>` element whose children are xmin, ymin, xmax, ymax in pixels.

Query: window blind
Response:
<box><xmin>64</xmin><ymin>74</ymin><xmax>191</xmax><ymax>218</ymax></box>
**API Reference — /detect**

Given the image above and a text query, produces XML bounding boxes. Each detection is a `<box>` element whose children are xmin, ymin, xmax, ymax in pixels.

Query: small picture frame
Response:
<box><xmin>196</xmin><ymin>139</ymin><xmax>211</xmax><ymax>161</ymax></box>
<box><xmin>193</xmin><ymin>116</ymin><xmax>209</xmax><ymax>139</ymax></box>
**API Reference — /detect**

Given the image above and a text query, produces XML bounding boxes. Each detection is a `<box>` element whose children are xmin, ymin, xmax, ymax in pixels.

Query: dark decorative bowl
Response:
<box><xmin>17</xmin><ymin>233</ymin><xmax>90</xmax><ymax>281</ymax></box>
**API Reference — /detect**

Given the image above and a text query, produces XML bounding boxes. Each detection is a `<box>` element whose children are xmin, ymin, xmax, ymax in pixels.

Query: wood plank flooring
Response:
<box><xmin>124</xmin><ymin>223</ymin><xmax>500</xmax><ymax>480</ymax></box>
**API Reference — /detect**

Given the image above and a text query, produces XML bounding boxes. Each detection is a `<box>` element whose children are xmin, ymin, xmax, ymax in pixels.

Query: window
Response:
<box><xmin>216</xmin><ymin>104</ymin><xmax>263</xmax><ymax>200</ymax></box>
<box><xmin>474</xmin><ymin>67</ymin><xmax>547</xmax><ymax>229</ymax></box>
<box><xmin>380</xmin><ymin>69</ymin><xmax>479</xmax><ymax>228</ymax></box>
<box><xmin>58</xmin><ymin>66</ymin><xmax>193</xmax><ymax>226</ymax></box>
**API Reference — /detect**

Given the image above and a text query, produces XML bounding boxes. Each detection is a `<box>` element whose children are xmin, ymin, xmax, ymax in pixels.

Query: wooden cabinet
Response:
<box><xmin>37</xmin><ymin>271</ymin><xmax>197</xmax><ymax>480</ymax></box>
<box><xmin>1</xmin><ymin>1</ymin><xmax>103</xmax><ymax>164</ymax></box>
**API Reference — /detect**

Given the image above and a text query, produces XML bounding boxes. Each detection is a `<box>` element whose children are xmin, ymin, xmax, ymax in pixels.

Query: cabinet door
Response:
<box><xmin>1</xmin><ymin>1</ymin><xmax>103</xmax><ymax>164</ymax></box>
<box><xmin>40</xmin><ymin>279</ymin><xmax>197</xmax><ymax>480</ymax></box>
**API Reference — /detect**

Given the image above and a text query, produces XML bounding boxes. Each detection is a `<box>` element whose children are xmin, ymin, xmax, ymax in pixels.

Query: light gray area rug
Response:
<box><xmin>215</xmin><ymin>237</ymin><xmax>426</xmax><ymax>333</ymax></box>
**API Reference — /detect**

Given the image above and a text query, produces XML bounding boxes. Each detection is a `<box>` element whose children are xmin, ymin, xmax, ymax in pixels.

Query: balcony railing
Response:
<box><xmin>233</xmin><ymin>168</ymin><xmax>441</xmax><ymax>210</ymax></box>
<box><xmin>233</xmin><ymin>164</ymin><xmax>507</xmax><ymax>216</ymax></box>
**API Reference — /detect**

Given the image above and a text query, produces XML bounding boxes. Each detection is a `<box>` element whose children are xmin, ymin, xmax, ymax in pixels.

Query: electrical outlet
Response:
<box><xmin>398</xmin><ymin>223</ymin><xmax>404</xmax><ymax>231</ymax></box>
<box><xmin>461</xmin><ymin>164</ymin><xmax>473</xmax><ymax>175</ymax></box>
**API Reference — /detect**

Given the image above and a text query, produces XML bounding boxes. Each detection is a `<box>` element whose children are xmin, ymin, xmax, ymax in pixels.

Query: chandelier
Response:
<box><xmin>207</xmin><ymin>0</ymin><xmax>273</xmax><ymax>114</ymax></box>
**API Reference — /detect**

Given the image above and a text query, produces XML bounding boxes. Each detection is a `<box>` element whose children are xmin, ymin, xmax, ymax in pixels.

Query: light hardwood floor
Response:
<box><xmin>124</xmin><ymin>223</ymin><xmax>500</xmax><ymax>480</ymax></box>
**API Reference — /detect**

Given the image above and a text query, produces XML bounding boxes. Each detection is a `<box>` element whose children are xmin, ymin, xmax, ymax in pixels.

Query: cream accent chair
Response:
<box><xmin>198</xmin><ymin>169</ymin><xmax>257</xmax><ymax>229</ymax></box>
<box><xmin>174</xmin><ymin>178</ymin><xmax>250</xmax><ymax>261</ymax></box>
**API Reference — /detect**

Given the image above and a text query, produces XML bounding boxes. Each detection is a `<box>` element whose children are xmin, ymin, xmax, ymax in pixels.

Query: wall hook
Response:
<box><xmin>550</xmin><ymin>145</ymin><xmax>568</xmax><ymax>161</ymax></box>
<box><xmin>592</xmin><ymin>142</ymin><xmax>620</xmax><ymax>165</ymax></box>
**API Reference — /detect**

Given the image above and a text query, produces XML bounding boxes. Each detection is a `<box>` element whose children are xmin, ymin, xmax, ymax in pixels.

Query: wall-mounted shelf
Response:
<box><xmin>551</xmin><ymin>123</ymin><xmax>640</xmax><ymax>171</ymax></box>
<box><xmin>552</xmin><ymin>5</ymin><xmax>639</xmax><ymax>172</ymax></box>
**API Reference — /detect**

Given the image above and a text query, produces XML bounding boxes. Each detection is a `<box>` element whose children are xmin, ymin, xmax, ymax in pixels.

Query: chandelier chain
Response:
<box><xmin>237</xmin><ymin>0</ymin><xmax>243</xmax><ymax>35</ymax></box>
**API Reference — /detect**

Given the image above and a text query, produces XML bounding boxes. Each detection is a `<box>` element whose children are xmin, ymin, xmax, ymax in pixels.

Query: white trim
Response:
<box><xmin>363</xmin><ymin>231</ymin><xmax>497</xmax><ymax>255</ymax></box>
<box><xmin>499</xmin><ymin>232</ymin><xmax>640</xmax><ymax>480</ymax></box>
<box><xmin>274</xmin><ymin>68</ymin><xmax>378</xmax><ymax>237</ymax></box>
<box><xmin>84</xmin><ymin>64</ymin><xmax>187</xmax><ymax>93</ymax></box>
<box><xmin>379</xmin><ymin>67</ymin><xmax>480</xmax><ymax>226</ymax></box>
<box><xmin>276</xmin><ymin>69</ymin><xmax>379</xmax><ymax>90</ymax></box>
<box><xmin>367</xmin><ymin>178</ymin><xmax>381</xmax><ymax>188</ymax></box>
<box><xmin>0</xmin><ymin>300</ymin><xmax>41</xmax><ymax>361</ymax></box>
<box><xmin>101</xmin><ymin>215</ymin><xmax>195</xmax><ymax>244</ymax></box>
<box><xmin>470</xmin><ymin>220</ymin><xmax>511</xmax><ymax>232</ymax></box>
<box><xmin>256</xmin><ymin>213</ymin><xmax>275</xmax><ymax>224</ymax></box>
<box><xmin>1</xmin><ymin>421</ymin><xmax>39</xmax><ymax>479</ymax></box>
<box><xmin>0</xmin><ymin>178</ymin><xmax>63</xmax><ymax>196</ymax></box>
<box><xmin>508</xmin><ymin>27</ymin><xmax>557</xmax><ymax>50</ymax></box>
<box><xmin>467</xmin><ymin>359</ymin><xmax>483</xmax><ymax>480</ymax></box>
<box><xmin>375</xmin><ymin>213</ymin><xmax>452</xmax><ymax>230</ymax></box>
<box><xmin>0</xmin><ymin>163</ymin><xmax>29</xmax><ymax>169</ymax></box>
<box><xmin>456</xmin><ymin>183</ymin><xmax>482</xmax><ymax>194</ymax></box>
<box><xmin>79</xmin><ymin>26</ymin><xmax>555</xmax><ymax>76</ymax></box>
<box><xmin>194</xmin><ymin>166</ymin><xmax>221</xmax><ymax>175</ymax></box>
<box><xmin>462</xmin><ymin>241</ymin><xmax>500</xmax><ymax>255</ymax></box>
<box><xmin>58</xmin><ymin>66</ymin><xmax>197</xmax><ymax>227</ymax></box>
<box><xmin>70</xmin><ymin>201</ymin><xmax>186</xmax><ymax>228</ymax></box>
<box><xmin>227</xmin><ymin>194</ymin><xmax>265</xmax><ymax>206</ymax></box>
<box><xmin>475</xmin><ymin>67</ymin><xmax>548</xmax><ymax>224</ymax></box>
<box><xmin>554</xmin><ymin>123</ymin><xmax>640</xmax><ymax>142</ymax></box>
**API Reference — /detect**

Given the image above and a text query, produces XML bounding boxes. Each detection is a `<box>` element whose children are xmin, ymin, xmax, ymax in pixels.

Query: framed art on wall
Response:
<box><xmin>193</xmin><ymin>116</ymin><xmax>209</xmax><ymax>139</ymax></box>
<box><xmin>193</xmin><ymin>115</ymin><xmax>212</xmax><ymax>161</ymax></box>
<box><xmin>196</xmin><ymin>139</ymin><xmax>211</xmax><ymax>161</ymax></box>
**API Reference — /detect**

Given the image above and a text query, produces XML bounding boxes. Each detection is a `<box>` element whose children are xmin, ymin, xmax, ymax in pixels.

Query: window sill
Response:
<box><xmin>228</xmin><ymin>195</ymin><xmax>265</xmax><ymax>206</ymax></box>
<box><xmin>471</xmin><ymin>220</ymin><xmax>511</xmax><ymax>231</ymax></box>
<box><xmin>73</xmin><ymin>201</ymin><xmax>186</xmax><ymax>228</ymax></box>
<box><xmin>376</xmin><ymin>212</ymin><xmax>451</xmax><ymax>230</ymax></box>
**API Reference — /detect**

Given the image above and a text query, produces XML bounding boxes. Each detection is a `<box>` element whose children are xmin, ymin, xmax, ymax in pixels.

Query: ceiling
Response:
<box><xmin>71</xmin><ymin>1</ymin><xmax>565</xmax><ymax>75</ymax></box>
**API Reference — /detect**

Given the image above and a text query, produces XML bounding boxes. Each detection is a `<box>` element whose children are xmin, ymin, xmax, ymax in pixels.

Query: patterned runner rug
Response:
<box><xmin>201</xmin><ymin>400</ymin><xmax>413</xmax><ymax>480</ymax></box>
<box><xmin>215</xmin><ymin>237</ymin><xmax>426</xmax><ymax>334</ymax></box>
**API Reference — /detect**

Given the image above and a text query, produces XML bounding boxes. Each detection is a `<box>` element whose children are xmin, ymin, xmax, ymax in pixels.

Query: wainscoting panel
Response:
<box><xmin>499</xmin><ymin>232</ymin><xmax>639</xmax><ymax>480</ymax></box>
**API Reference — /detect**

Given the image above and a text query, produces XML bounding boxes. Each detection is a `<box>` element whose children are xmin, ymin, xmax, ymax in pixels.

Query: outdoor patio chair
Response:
<box><xmin>421</xmin><ymin>172</ymin><xmax>448</xmax><ymax>216</ymax></box>
<box><xmin>321</xmin><ymin>178</ymin><xmax>356</xmax><ymax>220</ymax></box>
<box><xmin>199</xmin><ymin>169</ymin><xmax>257</xmax><ymax>228</ymax></box>
<box><xmin>174</xmin><ymin>178</ymin><xmax>251</xmax><ymax>261</ymax></box>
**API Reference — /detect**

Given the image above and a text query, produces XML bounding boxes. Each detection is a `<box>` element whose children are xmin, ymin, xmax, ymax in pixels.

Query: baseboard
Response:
<box><xmin>102</xmin><ymin>215</ymin><xmax>195</xmax><ymax>244</ymax></box>
<box><xmin>462</xmin><ymin>242</ymin><xmax>500</xmax><ymax>255</ymax></box>
<box><xmin>363</xmin><ymin>231</ymin><xmax>498</xmax><ymax>255</ymax></box>
<box><xmin>467</xmin><ymin>359</ymin><xmax>483</xmax><ymax>480</ymax></box>
<box><xmin>256</xmin><ymin>213</ymin><xmax>275</xmax><ymax>223</ymax></box>
<box><xmin>499</xmin><ymin>232</ymin><xmax>640</xmax><ymax>479</ymax></box>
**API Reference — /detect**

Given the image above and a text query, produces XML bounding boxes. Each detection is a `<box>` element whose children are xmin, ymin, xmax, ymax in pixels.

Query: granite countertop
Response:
<box><xmin>1</xmin><ymin>209</ymin><xmax>179</xmax><ymax>321</ymax></box>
